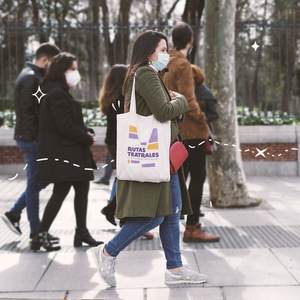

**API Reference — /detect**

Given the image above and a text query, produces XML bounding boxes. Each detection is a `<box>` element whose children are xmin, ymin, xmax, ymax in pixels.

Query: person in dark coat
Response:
<box><xmin>98</xmin><ymin>64</ymin><xmax>127</xmax><ymax>226</ymax></box>
<box><xmin>98</xmin><ymin>64</ymin><xmax>154</xmax><ymax>239</ymax></box>
<box><xmin>1</xmin><ymin>43</ymin><xmax>61</xmax><ymax>242</ymax></box>
<box><xmin>31</xmin><ymin>52</ymin><xmax>103</xmax><ymax>251</ymax></box>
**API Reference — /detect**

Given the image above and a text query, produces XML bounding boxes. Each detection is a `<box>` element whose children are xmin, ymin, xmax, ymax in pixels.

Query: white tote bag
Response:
<box><xmin>117</xmin><ymin>73</ymin><xmax>171</xmax><ymax>183</ymax></box>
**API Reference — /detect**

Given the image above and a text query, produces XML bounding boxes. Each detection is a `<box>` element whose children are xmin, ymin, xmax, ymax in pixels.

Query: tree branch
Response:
<box><xmin>166</xmin><ymin>0</ymin><xmax>180</xmax><ymax>19</ymax></box>
<box><xmin>156</xmin><ymin>0</ymin><xmax>162</xmax><ymax>19</ymax></box>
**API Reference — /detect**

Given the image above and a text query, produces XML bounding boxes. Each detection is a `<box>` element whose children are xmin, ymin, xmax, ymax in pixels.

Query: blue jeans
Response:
<box><xmin>100</xmin><ymin>150</ymin><xmax>113</xmax><ymax>182</ymax></box>
<box><xmin>105</xmin><ymin>171</ymin><xmax>183</xmax><ymax>269</ymax></box>
<box><xmin>10</xmin><ymin>141</ymin><xmax>43</xmax><ymax>233</ymax></box>
<box><xmin>109</xmin><ymin>176</ymin><xmax>117</xmax><ymax>200</ymax></box>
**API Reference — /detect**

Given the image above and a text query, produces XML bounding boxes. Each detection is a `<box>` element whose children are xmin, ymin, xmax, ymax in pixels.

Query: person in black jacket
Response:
<box><xmin>99</xmin><ymin>65</ymin><xmax>127</xmax><ymax>226</ymax></box>
<box><xmin>1</xmin><ymin>43</ymin><xmax>61</xmax><ymax>242</ymax></box>
<box><xmin>99</xmin><ymin>64</ymin><xmax>154</xmax><ymax>240</ymax></box>
<box><xmin>31</xmin><ymin>52</ymin><xmax>103</xmax><ymax>251</ymax></box>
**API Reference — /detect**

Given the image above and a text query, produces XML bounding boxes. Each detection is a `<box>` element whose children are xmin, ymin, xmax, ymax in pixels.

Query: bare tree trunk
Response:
<box><xmin>182</xmin><ymin>0</ymin><xmax>205</xmax><ymax>64</ymax></box>
<box><xmin>282</xmin><ymin>29</ymin><xmax>295</xmax><ymax>113</ymax></box>
<box><xmin>250</xmin><ymin>0</ymin><xmax>268</xmax><ymax>110</ymax></box>
<box><xmin>204</xmin><ymin>0</ymin><xmax>253</xmax><ymax>207</ymax></box>
<box><xmin>99</xmin><ymin>0</ymin><xmax>133</xmax><ymax>67</ymax></box>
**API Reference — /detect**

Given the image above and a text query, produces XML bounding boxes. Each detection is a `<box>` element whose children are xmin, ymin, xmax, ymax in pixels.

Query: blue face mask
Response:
<box><xmin>188</xmin><ymin>45</ymin><xmax>193</xmax><ymax>56</ymax></box>
<box><xmin>150</xmin><ymin>52</ymin><xmax>169</xmax><ymax>71</ymax></box>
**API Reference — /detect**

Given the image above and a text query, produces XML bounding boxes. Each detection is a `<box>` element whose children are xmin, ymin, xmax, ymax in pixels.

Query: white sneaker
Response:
<box><xmin>165</xmin><ymin>265</ymin><xmax>208</xmax><ymax>284</ymax></box>
<box><xmin>91</xmin><ymin>244</ymin><xmax>117</xmax><ymax>287</ymax></box>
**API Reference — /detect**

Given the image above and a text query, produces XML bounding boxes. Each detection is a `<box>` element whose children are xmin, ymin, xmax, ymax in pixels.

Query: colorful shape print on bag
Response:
<box><xmin>127</xmin><ymin>125</ymin><xmax>159</xmax><ymax>168</ymax></box>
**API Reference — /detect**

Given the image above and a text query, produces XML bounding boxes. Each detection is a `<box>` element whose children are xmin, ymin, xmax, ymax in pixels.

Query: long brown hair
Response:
<box><xmin>41</xmin><ymin>52</ymin><xmax>76</xmax><ymax>85</ymax></box>
<box><xmin>99</xmin><ymin>64</ymin><xmax>127</xmax><ymax>115</ymax></box>
<box><xmin>191</xmin><ymin>64</ymin><xmax>206</xmax><ymax>87</ymax></box>
<box><xmin>122</xmin><ymin>30</ymin><xmax>169</xmax><ymax>95</ymax></box>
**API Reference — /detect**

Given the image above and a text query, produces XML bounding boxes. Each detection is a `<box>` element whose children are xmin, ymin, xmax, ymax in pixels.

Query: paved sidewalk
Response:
<box><xmin>0</xmin><ymin>173</ymin><xmax>300</xmax><ymax>300</ymax></box>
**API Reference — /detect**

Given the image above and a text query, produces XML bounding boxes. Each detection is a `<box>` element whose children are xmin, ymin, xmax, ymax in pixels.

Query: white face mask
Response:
<box><xmin>65</xmin><ymin>70</ymin><xmax>81</xmax><ymax>87</ymax></box>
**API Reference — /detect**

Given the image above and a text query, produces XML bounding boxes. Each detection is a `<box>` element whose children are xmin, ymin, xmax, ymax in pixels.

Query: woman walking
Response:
<box><xmin>91</xmin><ymin>30</ymin><xmax>208</xmax><ymax>286</ymax></box>
<box><xmin>31</xmin><ymin>52</ymin><xmax>103</xmax><ymax>251</ymax></box>
<box><xmin>98</xmin><ymin>64</ymin><xmax>127</xmax><ymax>226</ymax></box>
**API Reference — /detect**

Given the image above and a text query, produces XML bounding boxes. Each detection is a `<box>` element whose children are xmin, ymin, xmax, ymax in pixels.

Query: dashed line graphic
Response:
<box><xmin>8</xmin><ymin>173</ymin><xmax>18</xmax><ymax>180</ymax></box>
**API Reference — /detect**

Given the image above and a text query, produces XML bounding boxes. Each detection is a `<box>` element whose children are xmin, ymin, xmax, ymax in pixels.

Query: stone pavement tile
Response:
<box><xmin>199</xmin><ymin>212</ymin><xmax>223</xmax><ymax>227</ymax></box>
<box><xmin>68</xmin><ymin>288</ymin><xmax>144</xmax><ymax>300</ymax></box>
<box><xmin>147</xmin><ymin>287</ymin><xmax>223</xmax><ymax>300</ymax></box>
<box><xmin>272</xmin><ymin>248</ymin><xmax>300</xmax><ymax>283</ymax></box>
<box><xmin>0</xmin><ymin>253</ymin><xmax>56</xmax><ymax>292</ymax></box>
<box><xmin>266</xmin><ymin>210</ymin><xmax>300</xmax><ymax>226</ymax></box>
<box><xmin>194</xmin><ymin>249</ymin><xmax>297</xmax><ymax>286</ymax></box>
<box><xmin>246</xmin><ymin>177</ymin><xmax>300</xmax><ymax>206</ymax></box>
<box><xmin>36</xmin><ymin>252</ymin><xmax>101</xmax><ymax>291</ymax></box>
<box><xmin>36</xmin><ymin>250</ymin><xmax>199</xmax><ymax>291</ymax></box>
<box><xmin>213</xmin><ymin>210</ymin><xmax>281</xmax><ymax>227</ymax></box>
<box><xmin>223</xmin><ymin>286</ymin><xmax>300</xmax><ymax>300</ymax></box>
<box><xmin>0</xmin><ymin>291</ymin><xmax>65</xmax><ymax>299</ymax></box>
<box><xmin>102</xmin><ymin>250</ymin><xmax>199</xmax><ymax>289</ymax></box>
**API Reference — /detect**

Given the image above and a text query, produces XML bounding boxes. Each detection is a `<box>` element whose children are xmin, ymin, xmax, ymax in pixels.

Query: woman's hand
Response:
<box><xmin>88</xmin><ymin>131</ymin><xmax>96</xmax><ymax>145</ymax></box>
<box><xmin>169</xmin><ymin>90</ymin><xmax>179</xmax><ymax>99</ymax></box>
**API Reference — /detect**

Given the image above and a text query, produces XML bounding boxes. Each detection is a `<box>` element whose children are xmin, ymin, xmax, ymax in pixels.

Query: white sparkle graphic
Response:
<box><xmin>23</xmin><ymin>164</ymin><xmax>28</xmax><ymax>170</ymax></box>
<box><xmin>188</xmin><ymin>145</ymin><xmax>196</xmax><ymax>149</ymax></box>
<box><xmin>112</xmin><ymin>103</ymin><xmax>117</xmax><ymax>111</ymax></box>
<box><xmin>251</xmin><ymin>41</ymin><xmax>260</xmax><ymax>51</ymax></box>
<box><xmin>255</xmin><ymin>148</ymin><xmax>267</xmax><ymax>158</ymax></box>
<box><xmin>102</xmin><ymin>164</ymin><xmax>108</xmax><ymax>168</ymax></box>
<box><xmin>36</xmin><ymin>158</ymin><xmax>48</xmax><ymax>161</ymax></box>
<box><xmin>32</xmin><ymin>85</ymin><xmax>46</xmax><ymax>104</ymax></box>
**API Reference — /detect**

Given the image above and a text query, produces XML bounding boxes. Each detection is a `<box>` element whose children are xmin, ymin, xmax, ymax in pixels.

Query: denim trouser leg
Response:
<box><xmin>109</xmin><ymin>176</ymin><xmax>117</xmax><ymax>200</ymax></box>
<box><xmin>105</xmin><ymin>172</ymin><xmax>183</xmax><ymax>269</ymax></box>
<box><xmin>159</xmin><ymin>171</ymin><xmax>183</xmax><ymax>269</ymax></box>
<box><xmin>101</xmin><ymin>151</ymin><xmax>113</xmax><ymax>182</ymax></box>
<box><xmin>10</xmin><ymin>141</ymin><xmax>41</xmax><ymax>233</ymax></box>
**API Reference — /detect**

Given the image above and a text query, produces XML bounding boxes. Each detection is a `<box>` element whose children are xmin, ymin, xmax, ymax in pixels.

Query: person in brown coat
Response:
<box><xmin>164</xmin><ymin>22</ymin><xmax>220</xmax><ymax>243</ymax></box>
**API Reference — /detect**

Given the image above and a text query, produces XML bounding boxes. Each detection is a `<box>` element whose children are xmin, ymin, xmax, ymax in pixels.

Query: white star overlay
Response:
<box><xmin>255</xmin><ymin>147</ymin><xmax>267</xmax><ymax>158</ymax></box>
<box><xmin>32</xmin><ymin>85</ymin><xmax>46</xmax><ymax>103</ymax></box>
<box><xmin>251</xmin><ymin>41</ymin><xmax>260</xmax><ymax>51</ymax></box>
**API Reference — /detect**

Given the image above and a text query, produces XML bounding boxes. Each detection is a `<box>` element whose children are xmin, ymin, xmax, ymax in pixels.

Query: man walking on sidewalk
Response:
<box><xmin>164</xmin><ymin>22</ymin><xmax>220</xmax><ymax>243</ymax></box>
<box><xmin>2</xmin><ymin>43</ymin><xmax>60</xmax><ymax>241</ymax></box>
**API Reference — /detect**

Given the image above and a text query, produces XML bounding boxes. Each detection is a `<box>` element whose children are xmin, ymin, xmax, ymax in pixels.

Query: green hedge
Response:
<box><xmin>1</xmin><ymin>107</ymin><xmax>299</xmax><ymax>128</ymax></box>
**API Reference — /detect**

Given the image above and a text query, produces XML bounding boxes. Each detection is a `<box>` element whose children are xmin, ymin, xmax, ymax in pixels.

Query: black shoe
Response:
<box><xmin>31</xmin><ymin>232</ymin><xmax>61</xmax><ymax>252</ymax></box>
<box><xmin>30</xmin><ymin>232</ymin><xmax>60</xmax><ymax>244</ymax></box>
<box><xmin>94</xmin><ymin>179</ymin><xmax>109</xmax><ymax>186</ymax></box>
<box><xmin>74</xmin><ymin>228</ymin><xmax>104</xmax><ymax>247</ymax></box>
<box><xmin>1</xmin><ymin>212</ymin><xmax>22</xmax><ymax>235</ymax></box>
<box><xmin>101</xmin><ymin>206</ymin><xmax>117</xmax><ymax>226</ymax></box>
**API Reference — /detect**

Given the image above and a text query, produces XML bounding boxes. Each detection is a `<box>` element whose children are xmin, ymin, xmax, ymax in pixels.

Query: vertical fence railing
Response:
<box><xmin>0</xmin><ymin>19</ymin><xmax>299</xmax><ymax>127</ymax></box>
<box><xmin>235</xmin><ymin>19</ymin><xmax>300</xmax><ymax>125</ymax></box>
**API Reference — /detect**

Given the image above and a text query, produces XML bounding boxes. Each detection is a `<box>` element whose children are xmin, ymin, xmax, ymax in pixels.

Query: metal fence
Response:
<box><xmin>235</xmin><ymin>19</ymin><xmax>300</xmax><ymax>125</ymax></box>
<box><xmin>0</xmin><ymin>19</ymin><xmax>299</xmax><ymax>126</ymax></box>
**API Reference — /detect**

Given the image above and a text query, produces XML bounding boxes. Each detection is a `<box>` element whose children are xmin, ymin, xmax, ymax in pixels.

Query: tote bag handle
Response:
<box><xmin>124</xmin><ymin>73</ymin><xmax>137</xmax><ymax>114</ymax></box>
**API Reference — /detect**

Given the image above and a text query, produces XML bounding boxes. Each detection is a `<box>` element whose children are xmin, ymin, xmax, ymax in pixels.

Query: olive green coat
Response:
<box><xmin>116</xmin><ymin>66</ymin><xmax>193</xmax><ymax>219</ymax></box>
